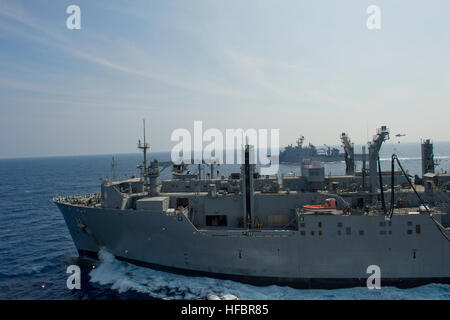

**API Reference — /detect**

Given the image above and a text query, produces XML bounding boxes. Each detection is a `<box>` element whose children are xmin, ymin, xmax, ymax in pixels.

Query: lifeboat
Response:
<box><xmin>303</xmin><ymin>198</ymin><xmax>337</xmax><ymax>213</ymax></box>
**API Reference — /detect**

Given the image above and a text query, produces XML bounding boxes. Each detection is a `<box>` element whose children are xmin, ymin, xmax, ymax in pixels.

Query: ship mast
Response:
<box><xmin>137</xmin><ymin>120</ymin><xmax>159</xmax><ymax>196</ymax></box>
<box><xmin>111</xmin><ymin>156</ymin><xmax>118</xmax><ymax>181</ymax></box>
<box><xmin>241</xmin><ymin>139</ymin><xmax>255</xmax><ymax>229</ymax></box>
<box><xmin>138</xmin><ymin>119</ymin><xmax>150</xmax><ymax>177</ymax></box>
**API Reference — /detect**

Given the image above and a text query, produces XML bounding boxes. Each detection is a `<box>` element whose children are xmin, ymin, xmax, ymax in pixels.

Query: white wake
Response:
<box><xmin>89</xmin><ymin>248</ymin><xmax>450</xmax><ymax>300</ymax></box>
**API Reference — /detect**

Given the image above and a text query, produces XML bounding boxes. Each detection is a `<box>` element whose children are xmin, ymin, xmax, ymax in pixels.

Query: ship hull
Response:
<box><xmin>56</xmin><ymin>202</ymin><xmax>450</xmax><ymax>289</ymax></box>
<box><xmin>77</xmin><ymin>248</ymin><xmax>450</xmax><ymax>289</ymax></box>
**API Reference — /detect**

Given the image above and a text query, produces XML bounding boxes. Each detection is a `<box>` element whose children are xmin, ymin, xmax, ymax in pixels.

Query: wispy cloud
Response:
<box><xmin>226</xmin><ymin>49</ymin><xmax>358</xmax><ymax>109</ymax></box>
<box><xmin>0</xmin><ymin>1</ymin><xmax>252</xmax><ymax>99</ymax></box>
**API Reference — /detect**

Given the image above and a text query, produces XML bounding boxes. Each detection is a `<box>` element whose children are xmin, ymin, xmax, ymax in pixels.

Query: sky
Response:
<box><xmin>0</xmin><ymin>0</ymin><xmax>449</xmax><ymax>158</ymax></box>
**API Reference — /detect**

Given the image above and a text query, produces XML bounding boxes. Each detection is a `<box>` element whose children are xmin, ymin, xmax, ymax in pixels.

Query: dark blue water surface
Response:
<box><xmin>1</xmin><ymin>143</ymin><xmax>450</xmax><ymax>300</ymax></box>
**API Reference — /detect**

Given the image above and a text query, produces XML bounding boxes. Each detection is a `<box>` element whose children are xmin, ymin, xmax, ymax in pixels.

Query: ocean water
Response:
<box><xmin>1</xmin><ymin>142</ymin><xmax>450</xmax><ymax>300</ymax></box>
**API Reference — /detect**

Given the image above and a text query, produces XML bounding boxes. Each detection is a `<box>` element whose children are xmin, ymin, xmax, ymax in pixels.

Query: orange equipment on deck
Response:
<box><xmin>303</xmin><ymin>198</ymin><xmax>337</xmax><ymax>211</ymax></box>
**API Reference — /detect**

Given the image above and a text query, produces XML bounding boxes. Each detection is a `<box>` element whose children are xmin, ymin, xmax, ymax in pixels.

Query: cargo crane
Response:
<box><xmin>340</xmin><ymin>133</ymin><xmax>355</xmax><ymax>175</ymax></box>
<box><xmin>368</xmin><ymin>126</ymin><xmax>390</xmax><ymax>201</ymax></box>
<box><xmin>421</xmin><ymin>139</ymin><xmax>439</xmax><ymax>177</ymax></box>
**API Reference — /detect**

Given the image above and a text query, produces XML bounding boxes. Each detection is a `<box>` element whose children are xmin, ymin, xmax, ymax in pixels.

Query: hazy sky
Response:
<box><xmin>1</xmin><ymin>0</ymin><xmax>449</xmax><ymax>158</ymax></box>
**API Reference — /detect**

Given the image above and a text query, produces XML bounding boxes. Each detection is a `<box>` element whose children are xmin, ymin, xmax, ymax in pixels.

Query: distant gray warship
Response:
<box><xmin>54</xmin><ymin>124</ymin><xmax>450</xmax><ymax>289</ymax></box>
<box><xmin>280</xmin><ymin>135</ymin><xmax>343</xmax><ymax>163</ymax></box>
<box><xmin>280</xmin><ymin>133</ymin><xmax>369</xmax><ymax>164</ymax></box>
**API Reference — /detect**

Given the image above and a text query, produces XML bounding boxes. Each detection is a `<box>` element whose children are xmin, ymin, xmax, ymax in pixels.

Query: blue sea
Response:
<box><xmin>1</xmin><ymin>142</ymin><xmax>450</xmax><ymax>300</ymax></box>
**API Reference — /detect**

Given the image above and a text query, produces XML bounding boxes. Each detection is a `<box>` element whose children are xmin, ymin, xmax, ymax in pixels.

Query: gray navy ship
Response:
<box><xmin>54</xmin><ymin>125</ymin><xmax>450</xmax><ymax>289</ymax></box>
<box><xmin>279</xmin><ymin>132</ymin><xmax>371</xmax><ymax>164</ymax></box>
<box><xmin>279</xmin><ymin>135</ymin><xmax>344</xmax><ymax>163</ymax></box>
